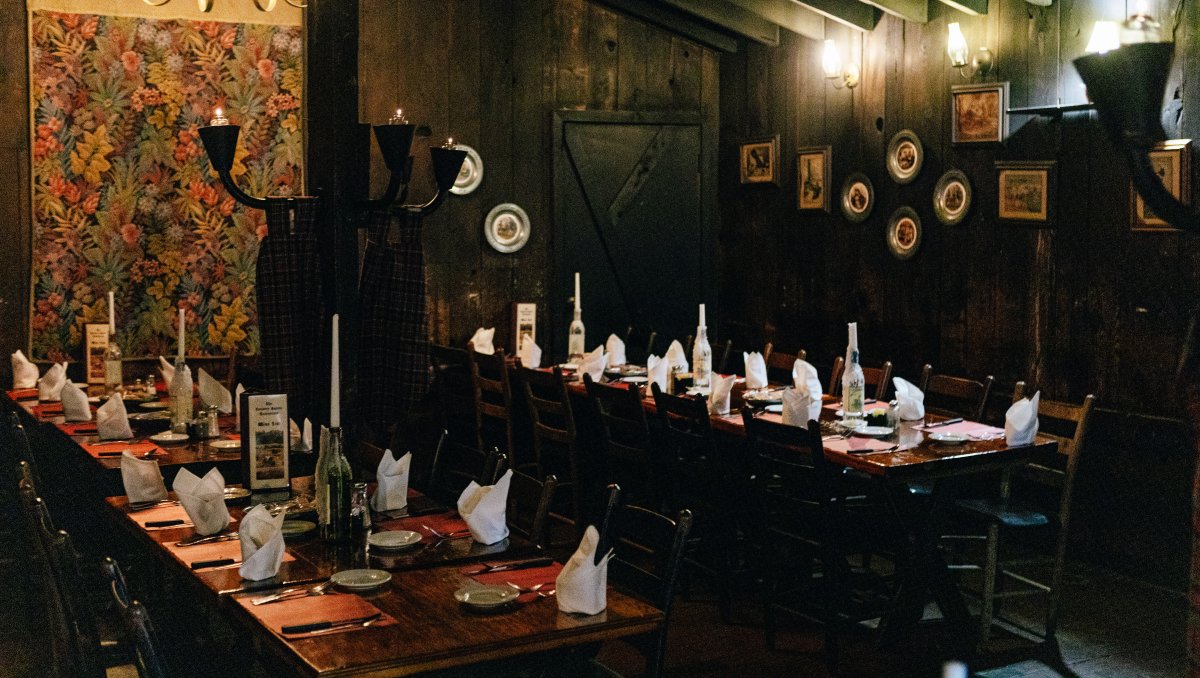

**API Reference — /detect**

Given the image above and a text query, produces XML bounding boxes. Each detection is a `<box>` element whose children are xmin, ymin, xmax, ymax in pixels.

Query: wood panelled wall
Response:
<box><xmin>0</xmin><ymin>7</ymin><xmax>29</xmax><ymax>383</ymax></box>
<box><xmin>718</xmin><ymin>0</ymin><xmax>1200</xmax><ymax>587</ymax></box>
<box><xmin>358</xmin><ymin>0</ymin><xmax>718</xmax><ymax>354</ymax></box>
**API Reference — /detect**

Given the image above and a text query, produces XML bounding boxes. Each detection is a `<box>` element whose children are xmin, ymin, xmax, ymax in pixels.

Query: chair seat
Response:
<box><xmin>954</xmin><ymin>497</ymin><xmax>1051</xmax><ymax>528</ymax></box>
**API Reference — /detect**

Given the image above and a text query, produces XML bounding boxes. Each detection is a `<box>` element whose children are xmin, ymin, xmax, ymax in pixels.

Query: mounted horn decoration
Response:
<box><xmin>197</xmin><ymin>110</ymin><xmax>270</xmax><ymax>210</ymax></box>
<box><xmin>361</xmin><ymin>107</ymin><xmax>468</xmax><ymax>214</ymax></box>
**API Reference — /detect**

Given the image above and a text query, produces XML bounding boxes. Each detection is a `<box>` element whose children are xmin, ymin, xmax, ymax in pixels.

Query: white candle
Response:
<box><xmin>330</xmin><ymin>314</ymin><xmax>340</xmax><ymax>428</ymax></box>
<box><xmin>848</xmin><ymin>322</ymin><xmax>858</xmax><ymax>350</ymax></box>
<box><xmin>108</xmin><ymin>291</ymin><xmax>116</xmax><ymax>335</ymax></box>
<box><xmin>177</xmin><ymin>308</ymin><xmax>185</xmax><ymax>361</ymax></box>
<box><xmin>574</xmin><ymin>272</ymin><xmax>581</xmax><ymax>312</ymax></box>
<box><xmin>698</xmin><ymin>303</ymin><xmax>705</xmax><ymax>328</ymax></box>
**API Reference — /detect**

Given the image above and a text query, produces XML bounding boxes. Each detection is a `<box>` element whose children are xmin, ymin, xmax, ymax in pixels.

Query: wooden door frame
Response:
<box><xmin>552</xmin><ymin>109</ymin><xmax>718</xmax><ymax>359</ymax></box>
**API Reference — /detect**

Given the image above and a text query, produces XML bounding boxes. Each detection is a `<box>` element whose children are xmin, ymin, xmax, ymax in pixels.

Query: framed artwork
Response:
<box><xmin>1131</xmin><ymin>139</ymin><xmax>1191</xmax><ymax>231</ymax></box>
<box><xmin>739</xmin><ymin>136</ymin><xmax>780</xmax><ymax>185</ymax></box>
<box><xmin>952</xmin><ymin>83</ymin><xmax>1009</xmax><ymax>145</ymax></box>
<box><xmin>797</xmin><ymin>146</ymin><xmax>832</xmax><ymax>211</ymax></box>
<box><xmin>932</xmin><ymin>169</ymin><xmax>972</xmax><ymax>226</ymax></box>
<box><xmin>996</xmin><ymin>160</ymin><xmax>1056</xmax><ymax>226</ymax></box>
<box><xmin>239</xmin><ymin>391</ymin><xmax>290</xmax><ymax>492</ymax></box>
<box><xmin>840</xmin><ymin>173</ymin><xmax>875</xmax><ymax>223</ymax></box>
<box><xmin>85</xmin><ymin>323</ymin><xmax>109</xmax><ymax>385</ymax></box>
<box><xmin>886</xmin><ymin>207</ymin><xmax>922</xmax><ymax>260</ymax></box>
<box><xmin>887</xmin><ymin>130</ymin><xmax>923</xmax><ymax>184</ymax></box>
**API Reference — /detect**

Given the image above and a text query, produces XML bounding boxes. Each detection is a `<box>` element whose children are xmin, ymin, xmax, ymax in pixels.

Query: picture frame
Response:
<box><xmin>85</xmin><ymin>323</ymin><xmax>109</xmax><ymax>385</ymax></box>
<box><xmin>840</xmin><ymin>172</ymin><xmax>875</xmax><ymax>223</ymax></box>
<box><xmin>886</xmin><ymin>130</ymin><xmax>923</xmax><ymax>184</ymax></box>
<box><xmin>239</xmin><ymin>391</ymin><xmax>290</xmax><ymax>492</ymax></box>
<box><xmin>739</xmin><ymin>136</ymin><xmax>780</xmax><ymax>185</ymax></box>
<box><xmin>932</xmin><ymin>169</ymin><xmax>973</xmax><ymax>226</ymax></box>
<box><xmin>952</xmin><ymin>82</ymin><xmax>1009</xmax><ymax>145</ymax></box>
<box><xmin>1131</xmin><ymin>139</ymin><xmax>1191</xmax><ymax>231</ymax></box>
<box><xmin>886</xmin><ymin>207</ymin><xmax>922</xmax><ymax>260</ymax></box>
<box><xmin>996</xmin><ymin>160</ymin><xmax>1056</xmax><ymax>226</ymax></box>
<box><xmin>797</xmin><ymin>145</ymin><xmax>832</xmax><ymax>212</ymax></box>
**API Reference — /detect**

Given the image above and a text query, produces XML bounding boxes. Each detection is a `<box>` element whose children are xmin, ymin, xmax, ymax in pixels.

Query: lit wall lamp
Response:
<box><xmin>822</xmin><ymin>39</ymin><xmax>859</xmax><ymax>90</ymax></box>
<box><xmin>947</xmin><ymin>23</ymin><xmax>993</xmax><ymax>78</ymax></box>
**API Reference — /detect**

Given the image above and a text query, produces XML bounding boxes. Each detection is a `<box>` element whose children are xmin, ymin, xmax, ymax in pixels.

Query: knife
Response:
<box><xmin>467</xmin><ymin>557</ymin><xmax>553</xmax><ymax>575</ymax></box>
<box><xmin>282</xmin><ymin>613</ymin><xmax>382</xmax><ymax>635</ymax></box>
<box><xmin>145</xmin><ymin>519</ymin><xmax>186</xmax><ymax>528</ymax></box>
<box><xmin>925</xmin><ymin>417</ymin><xmax>964</xmax><ymax>429</ymax></box>
<box><xmin>191</xmin><ymin>558</ymin><xmax>236</xmax><ymax>570</ymax></box>
<box><xmin>176</xmin><ymin>532</ymin><xmax>238</xmax><ymax>547</ymax></box>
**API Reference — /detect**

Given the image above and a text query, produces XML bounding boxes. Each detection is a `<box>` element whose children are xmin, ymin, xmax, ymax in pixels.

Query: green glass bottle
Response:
<box><xmin>318</xmin><ymin>427</ymin><xmax>352</xmax><ymax>543</ymax></box>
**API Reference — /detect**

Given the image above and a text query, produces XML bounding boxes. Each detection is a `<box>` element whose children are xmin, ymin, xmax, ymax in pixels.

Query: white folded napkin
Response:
<box><xmin>707</xmin><ymin>373</ymin><xmax>736</xmax><ymax>415</ymax></box>
<box><xmin>96</xmin><ymin>394</ymin><xmax>133</xmax><ymax>440</ymax></box>
<box><xmin>239</xmin><ymin>505</ymin><xmax>287</xmax><ymax>581</ymax></box>
<box><xmin>197</xmin><ymin>368</ymin><xmax>233</xmax><ymax>414</ymax></box>
<box><xmin>605</xmin><ymin>334</ymin><xmax>626</xmax><ymax>367</ymax></box>
<box><xmin>12</xmin><ymin>350</ymin><xmax>38</xmax><ymax>389</ymax></box>
<box><xmin>647</xmin><ymin>355</ymin><xmax>668</xmax><ymax>392</ymax></box>
<box><xmin>158</xmin><ymin>356</ymin><xmax>175</xmax><ymax>389</ymax></box>
<box><xmin>556</xmin><ymin>525</ymin><xmax>614</xmax><ymax>615</ymax></box>
<box><xmin>456</xmin><ymin>468</ymin><xmax>512</xmax><ymax>545</ymax></box>
<box><xmin>371</xmin><ymin>450</ymin><xmax>411</xmax><ymax>511</ymax></box>
<box><xmin>744</xmin><ymin>351</ymin><xmax>768</xmax><ymax>389</ymax></box>
<box><xmin>61</xmin><ymin>381</ymin><xmax>92</xmax><ymax>422</ymax></box>
<box><xmin>234</xmin><ymin>383</ymin><xmax>245</xmax><ymax>426</ymax></box>
<box><xmin>665</xmin><ymin>340</ymin><xmax>689</xmax><ymax>373</ymax></box>
<box><xmin>893</xmin><ymin>377</ymin><xmax>926</xmax><ymax>421</ymax></box>
<box><xmin>783</xmin><ymin>359</ymin><xmax>824</xmax><ymax>427</ymax></box>
<box><xmin>470</xmin><ymin>327</ymin><xmax>495</xmax><ymax>355</ymax></box>
<box><xmin>173</xmin><ymin>467</ymin><xmax>231</xmax><ymax>536</ymax></box>
<box><xmin>1005</xmin><ymin>391</ymin><xmax>1040</xmax><ymax>447</ymax></box>
<box><xmin>518</xmin><ymin>338</ymin><xmax>542</xmax><ymax>369</ymax></box>
<box><xmin>120</xmin><ymin>452</ymin><xmax>167</xmax><ymax>504</ymax></box>
<box><xmin>288</xmin><ymin>418</ymin><xmax>312</xmax><ymax>452</ymax></box>
<box><xmin>38</xmin><ymin>362</ymin><xmax>68</xmax><ymax>401</ymax></box>
<box><xmin>579</xmin><ymin>345</ymin><xmax>608</xmax><ymax>382</ymax></box>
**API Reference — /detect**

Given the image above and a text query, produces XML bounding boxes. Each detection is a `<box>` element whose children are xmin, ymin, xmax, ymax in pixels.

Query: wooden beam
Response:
<box><xmin>660</xmin><ymin>0</ymin><xmax>781</xmax><ymax>46</ymax></box>
<box><xmin>787</xmin><ymin>0</ymin><xmax>879</xmax><ymax>32</ymax></box>
<box><xmin>860</xmin><ymin>0</ymin><xmax>929</xmax><ymax>23</ymax></box>
<box><xmin>936</xmin><ymin>0</ymin><xmax>988</xmax><ymax>16</ymax></box>
<box><xmin>725</xmin><ymin>0</ymin><xmax>825</xmax><ymax>41</ymax></box>
<box><xmin>595</xmin><ymin>0</ymin><xmax>740</xmax><ymax>52</ymax></box>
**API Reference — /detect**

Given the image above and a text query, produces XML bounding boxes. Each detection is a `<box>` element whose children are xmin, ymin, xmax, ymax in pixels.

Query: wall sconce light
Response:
<box><xmin>947</xmin><ymin>23</ymin><xmax>993</xmax><ymax>78</ymax></box>
<box><xmin>822</xmin><ymin>39</ymin><xmax>859</xmax><ymax>90</ymax></box>
<box><xmin>1085</xmin><ymin>21</ymin><xmax>1121</xmax><ymax>54</ymax></box>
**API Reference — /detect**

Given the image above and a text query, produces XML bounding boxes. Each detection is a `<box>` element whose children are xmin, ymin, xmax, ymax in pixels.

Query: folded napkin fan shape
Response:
<box><xmin>556</xmin><ymin>525</ymin><xmax>613</xmax><ymax>615</ymax></box>
<box><xmin>239</xmin><ymin>505</ymin><xmax>287</xmax><ymax>581</ymax></box>
<box><xmin>61</xmin><ymin>381</ymin><xmax>92</xmax><ymax>423</ymax></box>
<box><xmin>12</xmin><ymin>350</ymin><xmax>39</xmax><ymax>390</ymax></box>
<box><xmin>783</xmin><ymin>359</ymin><xmax>824</xmax><ymax>428</ymax></box>
<box><xmin>605</xmin><ymin>334</ymin><xmax>626</xmax><ymax>367</ymax></box>
<box><xmin>664</xmin><ymin>340</ymin><xmax>689</xmax><ymax>374</ymax></box>
<box><xmin>371</xmin><ymin>450</ymin><xmax>411</xmax><ymax>512</ymax></box>
<box><xmin>198</xmin><ymin>368</ymin><xmax>233</xmax><ymax>414</ymax></box>
<box><xmin>120</xmin><ymin>451</ymin><xmax>168</xmax><ymax>505</ymax></box>
<box><xmin>744</xmin><ymin>352</ymin><xmax>768</xmax><ymax>390</ymax></box>
<box><xmin>96</xmin><ymin>394</ymin><xmax>134</xmax><ymax>441</ymax></box>
<box><xmin>893</xmin><ymin>376</ymin><xmax>926</xmax><ymax>421</ymax></box>
<box><xmin>707</xmin><ymin>373</ymin><xmax>736</xmax><ymax>415</ymax></box>
<box><xmin>1005</xmin><ymin>391</ymin><xmax>1041</xmax><ymax>447</ymax></box>
<box><xmin>470</xmin><ymin>327</ymin><xmax>495</xmax><ymax>355</ymax></box>
<box><xmin>37</xmin><ymin>362</ymin><xmax>69</xmax><ymax>402</ymax></box>
<box><xmin>579</xmin><ymin>346</ymin><xmax>608</xmax><ymax>382</ymax></box>
<box><xmin>159</xmin><ymin>356</ymin><xmax>175</xmax><ymax>389</ymax></box>
<box><xmin>174</xmin><ymin>467</ymin><xmax>231</xmax><ymax>536</ymax></box>
<box><xmin>457</xmin><ymin>468</ymin><xmax>513</xmax><ymax>545</ymax></box>
<box><xmin>646</xmin><ymin>355</ymin><xmax>668</xmax><ymax>392</ymax></box>
<box><xmin>518</xmin><ymin>338</ymin><xmax>542</xmax><ymax>369</ymax></box>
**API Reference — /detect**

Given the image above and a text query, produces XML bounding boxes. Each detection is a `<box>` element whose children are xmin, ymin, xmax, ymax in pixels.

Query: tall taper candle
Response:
<box><xmin>699</xmin><ymin>303</ymin><xmax>705</xmax><ymax>327</ymax></box>
<box><xmin>574</xmin><ymin>272</ymin><xmax>581</xmax><ymax>311</ymax></box>
<box><xmin>108</xmin><ymin>291</ymin><xmax>116</xmax><ymax>334</ymax></box>
<box><xmin>177</xmin><ymin>308</ymin><xmax>185</xmax><ymax>361</ymax></box>
<box><xmin>331</xmin><ymin>314</ymin><xmax>340</xmax><ymax>428</ymax></box>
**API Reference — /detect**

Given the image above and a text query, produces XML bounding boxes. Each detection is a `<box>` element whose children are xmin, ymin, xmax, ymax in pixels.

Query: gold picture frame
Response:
<box><xmin>739</xmin><ymin>136</ymin><xmax>780</xmax><ymax>185</ymax></box>
<box><xmin>797</xmin><ymin>145</ymin><xmax>832</xmax><ymax>212</ymax></box>
<box><xmin>952</xmin><ymin>82</ymin><xmax>1009</xmax><ymax>145</ymax></box>
<box><xmin>1131</xmin><ymin>139</ymin><xmax>1191</xmax><ymax>231</ymax></box>
<box><xmin>996</xmin><ymin>160</ymin><xmax>1055</xmax><ymax>226</ymax></box>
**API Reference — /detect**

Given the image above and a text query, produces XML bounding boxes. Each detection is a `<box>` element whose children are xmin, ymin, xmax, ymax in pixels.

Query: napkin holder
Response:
<box><xmin>238</xmin><ymin>391</ymin><xmax>291</xmax><ymax>493</ymax></box>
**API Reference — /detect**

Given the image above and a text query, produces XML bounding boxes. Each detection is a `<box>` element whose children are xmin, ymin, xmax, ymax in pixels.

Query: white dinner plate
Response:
<box><xmin>140</xmin><ymin>401</ymin><xmax>171</xmax><ymax>410</ymax></box>
<box><xmin>368</xmin><ymin>530</ymin><xmax>422</xmax><ymax>550</ymax></box>
<box><xmin>929</xmin><ymin>432</ymin><xmax>970</xmax><ymax>445</ymax></box>
<box><xmin>764</xmin><ymin>404</ymin><xmax>782</xmax><ymax>414</ymax></box>
<box><xmin>207</xmin><ymin>439</ymin><xmax>240</xmax><ymax>450</ymax></box>
<box><xmin>331</xmin><ymin>569</ymin><xmax>392</xmax><ymax>591</ymax></box>
<box><xmin>149</xmin><ymin>431</ymin><xmax>189</xmax><ymax>444</ymax></box>
<box><xmin>454</xmin><ymin>584</ymin><xmax>519</xmax><ymax>609</ymax></box>
<box><xmin>620</xmin><ymin>376</ymin><xmax>648</xmax><ymax>384</ymax></box>
<box><xmin>558</xmin><ymin>363</ymin><xmax>579</xmax><ymax>371</ymax></box>
<box><xmin>853</xmin><ymin>426</ymin><xmax>894</xmax><ymax>438</ymax></box>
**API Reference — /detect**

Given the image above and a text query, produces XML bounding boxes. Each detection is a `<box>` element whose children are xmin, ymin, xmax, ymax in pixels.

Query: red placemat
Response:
<box><xmin>464</xmin><ymin>562</ymin><xmax>563</xmax><ymax>603</ymax></box>
<box><xmin>59</xmin><ymin>421</ymin><xmax>98</xmax><ymax>435</ymax></box>
<box><xmin>7</xmin><ymin>388</ymin><xmax>38</xmax><ymax>401</ymax></box>
<box><xmin>915</xmin><ymin>420</ymin><xmax>1003</xmax><ymax>437</ymax></box>
<box><xmin>823</xmin><ymin>437</ymin><xmax>895</xmax><ymax>454</ymax></box>
<box><xmin>32</xmin><ymin>402</ymin><xmax>63</xmax><ymax>417</ymax></box>
<box><xmin>237</xmin><ymin>591</ymin><xmax>396</xmax><ymax>639</ymax></box>
<box><xmin>163</xmin><ymin>535</ymin><xmax>295</xmax><ymax>570</ymax></box>
<box><xmin>823</xmin><ymin>400</ymin><xmax>891</xmax><ymax>411</ymax></box>
<box><xmin>376</xmin><ymin>512</ymin><xmax>468</xmax><ymax>544</ymax></box>
<box><xmin>130</xmin><ymin>503</ymin><xmax>193</xmax><ymax>530</ymax></box>
<box><xmin>83</xmin><ymin>442</ymin><xmax>160</xmax><ymax>459</ymax></box>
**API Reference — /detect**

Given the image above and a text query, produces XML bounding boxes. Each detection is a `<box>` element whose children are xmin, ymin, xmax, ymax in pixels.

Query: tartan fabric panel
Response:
<box><xmin>357</xmin><ymin>207</ymin><xmax>430</xmax><ymax>427</ymax></box>
<box><xmin>257</xmin><ymin>198</ymin><xmax>327</xmax><ymax>424</ymax></box>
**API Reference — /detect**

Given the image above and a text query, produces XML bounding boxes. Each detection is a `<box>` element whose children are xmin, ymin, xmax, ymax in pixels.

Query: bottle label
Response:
<box><xmin>104</xmin><ymin>360</ymin><xmax>121</xmax><ymax>386</ymax></box>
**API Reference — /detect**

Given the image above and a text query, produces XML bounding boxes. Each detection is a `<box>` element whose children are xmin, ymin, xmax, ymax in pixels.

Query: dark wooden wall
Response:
<box><xmin>718</xmin><ymin>0</ymin><xmax>1200</xmax><ymax>588</ymax></box>
<box><xmin>0</xmin><ymin>6</ymin><xmax>29</xmax><ymax>387</ymax></box>
<box><xmin>358</xmin><ymin>0</ymin><xmax>719</xmax><ymax>353</ymax></box>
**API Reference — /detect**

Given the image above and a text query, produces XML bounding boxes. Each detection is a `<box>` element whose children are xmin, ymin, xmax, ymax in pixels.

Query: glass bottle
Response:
<box><xmin>350</xmin><ymin>481</ymin><xmax>371</xmax><ymax>539</ymax></box>
<box><xmin>568</xmin><ymin>309</ymin><xmax>585</xmax><ymax>364</ymax></box>
<box><xmin>104</xmin><ymin>328</ymin><xmax>123</xmax><ymax>395</ymax></box>
<box><xmin>842</xmin><ymin>322</ymin><xmax>865</xmax><ymax>424</ymax></box>
<box><xmin>318</xmin><ymin>427</ymin><xmax>352</xmax><ymax>543</ymax></box>
<box><xmin>692</xmin><ymin>304</ymin><xmax>712</xmax><ymax>389</ymax></box>
<box><xmin>169</xmin><ymin>360</ymin><xmax>193</xmax><ymax>434</ymax></box>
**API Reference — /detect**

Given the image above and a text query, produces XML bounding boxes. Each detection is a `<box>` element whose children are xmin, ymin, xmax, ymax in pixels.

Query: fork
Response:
<box><xmin>422</xmin><ymin>524</ymin><xmax>471</xmax><ymax>540</ymax></box>
<box><xmin>506</xmin><ymin>582</ymin><xmax>556</xmax><ymax>598</ymax></box>
<box><xmin>252</xmin><ymin>580</ymin><xmax>334</xmax><ymax>605</ymax></box>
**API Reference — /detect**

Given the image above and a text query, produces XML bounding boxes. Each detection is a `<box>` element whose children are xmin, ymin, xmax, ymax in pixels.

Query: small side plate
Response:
<box><xmin>281</xmin><ymin>520</ymin><xmax>316</xmax><ymax>540</ymax></box>
<box><xmin>484</xmin><ymin>203</ymin><xmax>530</xmax><ymax>254</ymax></box>
<box><xmin>223</xmin><ymin>487</ymin><xmax>251</xmax><ymax>503</ymax></box>
<box><xmin>764</xmin><ymin>404</ymin><xmax>783</xmax><ymax>414</ymax></box>
<box><xmin>454</xmin><ymin>584</ymin><xmax>519</xmax><ymax>609</ymax></box>
<box><xmin>929</xmin><ymin>432</ymin><xmax>970</xmax><ymax>445</ymax></box>
<box><xmin>149</xmin><ymin>431</ymin><xmax>189</xmax><ymax>444</ymax></box>
<box><xmin>331</xmin><ymin>568</ymin><xmax>392</xmax><ymax>591</ymax></box>
<box><xmin>853</xmin><ymin>426</ymin><xmax>894</xmax><ymax>438</ymax></box>
<box><xmin>368</xmin><ymin>530</ymin><xmax>422</xmax><ymax>550</ymax></box>
<box><xmin>620</xmin><ymin>376</ymin><xmax>648</xmax><ymax>384</ymax></box>
<box><xmin>140</xmin><ymin>401</ymin><xmax>171</xmax><ymax>410</ymax></box>
<box><xmin>208</xmin><ymin>439</ymin><xmax>240</xmax><ymax>450</ymax></box>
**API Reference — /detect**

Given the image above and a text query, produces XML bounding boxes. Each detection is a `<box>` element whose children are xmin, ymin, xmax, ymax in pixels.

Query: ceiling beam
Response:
<box><xmin>595</xmin><ymin>0</ymin><xmax>740</xmax><ymax>52</ymax></box>
<box><xmin>725</xmin><ymin>0</ymin><xmax>825</xmax><ymax>41</ymax></box>
<box><xmin>936</xmin><ymin>0</ymin><xmax>988</xmax><ymax>16</ymax></box>
<box><xmin>787</xmin><ymin>0</ymin><xmax>879</xmax><ymax>32</ymax></box>
<box><xmin>660</xmin><ymin>0</ymin><xmax>781</xmax><ymax>46</ymax></box>
<box><xmin>860</xmin><ymin>0</ymin><xmax>929</xmax><ymax>23</ymax></box>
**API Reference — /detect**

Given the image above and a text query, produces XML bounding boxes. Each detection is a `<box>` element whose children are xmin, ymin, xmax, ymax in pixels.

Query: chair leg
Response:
<box><xmin>1045</xmin><ymin>525</ymin><xmax>1070</xmax><ymax>641</ymax></box>
<box><xmin>977</xmin><ymin>522</ymin><xmax>1000</xmax><ymax>647</ymax></box>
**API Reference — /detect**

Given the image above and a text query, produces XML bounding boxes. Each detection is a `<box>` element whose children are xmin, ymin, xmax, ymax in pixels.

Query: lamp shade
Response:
<box><xmin>197</xmin><ymin>124</ymin><xmax>241</xmax><ymax>173</ymax></box>
<box><xmin>373</xmin><ymin>123</ymin><xmax>416</xmax><ymax>174</ymax></box>
<box><xmin>947</xmin><ymin>23</ymin><xmax>969</xmax><ymax>67</ymax></box>
<box><xmin>822</xmin><ymin>40</ymin><xmax>841</xmax><ymax>78</ymax></box>
<box><xmin>430</xmin><ymin>146</ymin><xmax>469</xmax><ymax>194</ymax></box>
<box><xmin>1085</xmin><ymin>21</ymin><xmax>1121</xmax><ymax>54</ymax></box>
<box><xmin>1073</xmin><ymin>42</ymin><xmax>1173</xmax><ymax>149</ymax></box>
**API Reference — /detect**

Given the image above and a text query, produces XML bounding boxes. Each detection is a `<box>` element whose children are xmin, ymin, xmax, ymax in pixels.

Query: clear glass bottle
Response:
<box><xmin>692</xmin><ymin>305</ymin><xmax>712</xmax><ymax>389</ymax></box>
<box><xmin>568</xmin><ymin>308</ymin><xmax>585</xmax><ymax>363</ymax></box>
<box><xmin>104</xmin><ymin>329</ymin><xmax>123</xmax><ymax>395</ymax></box>
<box><xmin>350</xmin><ymin>481</ymin><xmax>371</xmax><ymax>539</ymax></box>
<box><xmin>169</xmin><ymin>360</ymin><xmax>193</xmax><ymax>434</ymax></box>
<box><xmin>842</xmin><ymin>323</ymin><xmax>865</xmax><ymax>424</ymax></box>
<box><xmin>318</xmin><ymin>427</ymin><xmax>353</xmax><ymax>543</ymax></box>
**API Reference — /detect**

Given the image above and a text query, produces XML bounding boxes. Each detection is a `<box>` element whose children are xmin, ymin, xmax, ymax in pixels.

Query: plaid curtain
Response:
<box><xmin>356</xmin><ymin>207</ymin><xmax>430</xmax><ymax>428</ymax></box>
<box><xmin>257</xmin><ymin>198</ymin><xmax>327</xmax><ymax>424</ymax></box>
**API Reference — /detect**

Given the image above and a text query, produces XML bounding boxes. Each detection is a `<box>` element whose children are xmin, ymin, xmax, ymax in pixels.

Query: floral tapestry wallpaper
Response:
<box><xmin>29</xmin><ymin>11</ymin><xmax>303</xmax><ymax>361</ymax></box>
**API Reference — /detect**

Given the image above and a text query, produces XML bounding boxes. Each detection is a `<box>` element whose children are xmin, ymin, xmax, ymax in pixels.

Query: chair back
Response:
<box><xmin>101</xmin><ymin>557</ymin><xmax>170</xmax><ymax>678</ymax></box>
<box><xmin>829</xmin><ymin>356</ymin><xmax>894</xmax><ymax>401</ymax></box>
<box><xmin>714</xmin><ymin>338</ymin><xmax>733</xmax><ymax>374</ymax></box>
<box><xmin>36</xmin><ymin>509</ymin><xmax>103</xmax><ymax>678</ymax></box>
<box><xmin>741</xmin><ymin>410</ymin><xmax>835</xmax><ymax>542</ymax></box>
<box><xmin>917</xmin><ymin>364</ymin><xmax>994</xmax><ymax>422</ymax></box>
<box><xmin>624</xmin><ymin>326</ymin><xmax>658</xmax><ymax>365</ymax></box>
<box><xmin>585</xmin><ymin>375</ymin><xmax>659</xmax><ymax>508</ymax></box>
<box><xmin>762</xmin><ymin>344</ymin><xmax>808</xmax><ymax>385</ymax></box>
<box><xmin>506</xmin><ymin>472</ymin><xmax>556</xmax><ymax>549</ymax></box>
<box><xmin>650</xmin><ymin>384</ymin><xmax>721</xmax><ymax>510</ymax></box>
<box><xmin>467</xmin><ymin>345</ymin><xmax>515</xmax><ymax>457</ymax></box>
<box><xmin>520</xmin><ymin>367</ymin><xmax>585</xmax><ymax>530</ymax></box>
<box><xmin>428</xmin><ymin>431</ymin><xmax>505</xmax><ymax>503</ymax></box>
<box><xmin>1010</xmin><ymin>385</ymin><xmax>1096</xmax><ymax>499</ymax></box>
<box><xmin>430</xmin><ymin>343</ymin><xmax>478</xmax><ymax>448</ymax></box>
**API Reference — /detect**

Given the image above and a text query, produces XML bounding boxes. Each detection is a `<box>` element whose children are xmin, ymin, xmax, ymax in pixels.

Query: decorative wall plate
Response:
<box><xmin>887</xmin><ymin>130</ymin><xmax>924</xmax><ymax>184</ymax></box>
<box><xmin>933</xmin><ymin>170</ymin><xmax>972</xmax><ymax>226</ymax></box>
<box><xmin>484</xmin><ymin>203</ymin><xmax>530</xmax><ymax>254</ymax></box>
<box><xmin>840</xmin><ymin>173</ymin><xmax>875</xmax><ymax>223</ymax></box>
<box><xmin>886</xmin><ymin>207</ymin><xmax>922</xmax><ymax>260</ymax></box>
<box><xmin>450</xmin><ymin>144</ymin><xmax>483</xmax><ymax>195</ymax></box>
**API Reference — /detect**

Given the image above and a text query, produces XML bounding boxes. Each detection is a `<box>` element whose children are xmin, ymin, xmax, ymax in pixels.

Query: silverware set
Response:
<box><xmin>506</xmin><ymin>582</ymin><xmax>556</xmax><ymax>599</ymax></box>
<box><xmin>281</xmin><ymin>611</ymin><xmax>381</xmax><ymax>635</ymax></box>
<box><xmin>251</xmin><ymin>580</ymin><xmax>335</xmax><ymax>606</ymax></box>
<box><xmin>175</xmin><ymin>531</ymin><xmax>238</xmax><ymax>547</ymax></box>
<box><xmin>128</xmin><ymin>499</ymin><xmax>179</xmax><ymax>512</ymax></box>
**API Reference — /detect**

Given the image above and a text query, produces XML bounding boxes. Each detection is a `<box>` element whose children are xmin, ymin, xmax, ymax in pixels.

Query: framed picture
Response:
<box><xmin>239</xmin><ymin>391</ymin><xmax>290</xmax><ymax>492</ymax></box>
<box><xmin>511</xmin><ymin>302</ymin><xmax>537</xmax><ymax>357</ymax></box>
<box><xmin>739</xmin><ymin>136</ymin><xmax>780</xmax><ymax>185</ymax></box>
<box><xmin>887</xmin><ymin>130</ymin><xmax>923</xmax><ymax>184</ymax></box>
<box><xmin>85</xmin><ymin>323</ymin><xmax>109</xmax><ymax>385</ymax></box>
<box><xmin>952</xmin><ymin>83</ymin><xmax>1009</xmax><ymax>145</ymax></box>
<box><xmin>1131</xmin><ymin>139</ymin><xmax>1191</xmax><ymax>231</ymax></box>
<box><xmin>886</xmin><ymin>207</ymin><xmax>922</xmax><ymax>260</ymax></box>
<box><xmin>797</xmin><ymin>146</ymin><xmax>832</xmax><ymax>211</ymax></box>
<box><xmin>840</xmin><ymin>173</ymin><xmax>875</xmax><ymax>223</ymax></box>
<box><xmin>932</xmin><ymin>169</ymin><xmax>972</xmax><ymax>226</ymax></box>
<box><xmin>996</xmin><ymin>160</ymin><xmax>1056</xmax><ymax>226</ymax></box>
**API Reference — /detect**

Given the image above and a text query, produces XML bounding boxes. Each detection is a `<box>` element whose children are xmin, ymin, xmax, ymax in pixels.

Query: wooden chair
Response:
<box><xmin>829</xmin><ymin>356</ymin><xmax>894</xmax><ymax>402</ymax></box>
<box><xmin>713</xmin><ymin>338</ymin><xmax>733</xmax><ymax>374</ymax></box>
<box><xmin>101</xmin><ymin>557</ymin><xmax>170</xmax><ymax>678</ymax></box>
<box><xmin>762</xmin><ymin>343</ymin><xmax>807</xmax><ymax>385</ymax></box>
<box><xmin>583</xmin><ymin>374</ymin><xmax>660</xmax><ymax>511</ymax></box>
<box><xmin>506</xmin><ymin>471</ymin><xmax>557</xmax><ymax>550</ymax></box>
<box><xmin>951</xmin><ymin>383</ymin><xmax>1096</xmax><ymax>648</ymax></box>
<box><xmin>917</xmin><ymin>364</ymin><xmax>994</xmax><ymax>422</ymax></box>
<box><xmin>430</xmin><ymin>343</ymin><xmax>478</xmax><ymax>450</ymax></box>
<box><xmin>467</xmin><ymin>344</ymin><xmax>516</xmax><ymax>462</ymax></box>
<box><xmin>427</xmin><ymin>431</ymin><xmax>506</xmax><ymax>504</ymax></box>
<box><xmin>624</xmin><ymin>326</ymin><xmax>658</xmax><ymax>365</ymax></box>
<box><xmin>519</xmin><ymin>366</ymin><xmax>585</xmax><ymax>541</ymax></box>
